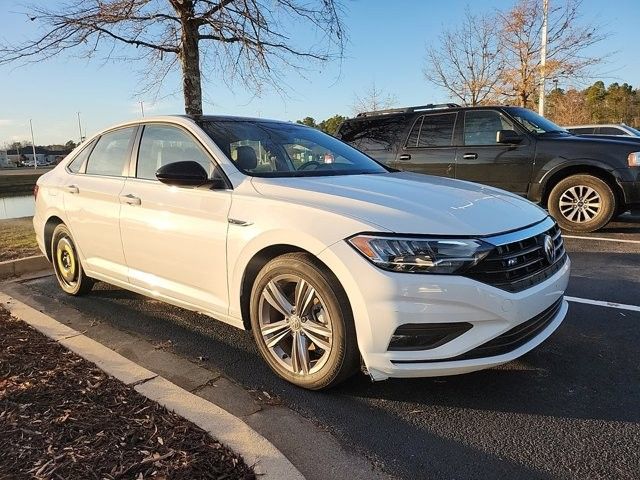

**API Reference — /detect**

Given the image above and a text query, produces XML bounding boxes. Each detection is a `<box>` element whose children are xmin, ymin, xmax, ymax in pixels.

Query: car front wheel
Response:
<box><xmin>250</xmin><ymin>253</ymin><xmax>360</xmax><ymax>390</ymax></box>
<box><xmin>51</xmin><ymin>224</ymin><xmax>94</xmax><ymax>296</ymax></box>
<box><xmin>548</xmin><ymin>174</ymin><xmax>616</xmax><ymax>233</ymax></box>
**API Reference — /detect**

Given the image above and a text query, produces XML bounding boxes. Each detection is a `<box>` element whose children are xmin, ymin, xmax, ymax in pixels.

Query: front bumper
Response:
<box><xmin>318</xmin><ymin>240</ymin><xmax>570</xmax><ymax>381</ymax></box>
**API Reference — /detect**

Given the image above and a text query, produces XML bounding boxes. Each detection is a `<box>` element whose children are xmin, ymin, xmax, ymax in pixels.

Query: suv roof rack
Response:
<box><xmin>356</xmin><ymin>103</ymin><xmax>461</xmax><ymax>117</ymax></box>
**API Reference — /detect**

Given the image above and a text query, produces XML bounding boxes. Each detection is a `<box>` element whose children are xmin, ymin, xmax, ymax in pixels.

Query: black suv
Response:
<box><xmin>336</xmin><ymin>104</ymin><xmax>640</xmax><ymax>232</ymax></box>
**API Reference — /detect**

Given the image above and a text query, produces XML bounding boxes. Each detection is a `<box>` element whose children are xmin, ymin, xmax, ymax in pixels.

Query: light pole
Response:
<box><xmin>77</xmin><ymin>112</ymin><xmax>84</xmax><ymax>143</ymax></box>
<box><xmin>140</xmin><ymin>101</ymin><xmax>145</xmax><ymax>117</ymax></box>
<box><xmin>538</xmin><ymin>0</ymin><xmax>549</xmax><ymax>116</ymax></box>
<box><xmin>29</xmin><ymin>119</ymin><xmax>37</xmax><ymax>170</ymax></box>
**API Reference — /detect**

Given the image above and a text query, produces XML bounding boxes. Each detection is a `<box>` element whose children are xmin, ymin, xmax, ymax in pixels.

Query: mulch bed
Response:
<box><xmin>0</xmin><ymin>307</ymin><xmax>255</xmax><ymax>480</ymax></box>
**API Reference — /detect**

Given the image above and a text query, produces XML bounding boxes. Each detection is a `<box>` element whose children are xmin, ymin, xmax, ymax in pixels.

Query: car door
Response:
<box><xmin>455</xmin><ymin>109</ymin><xmax>534</xmax><ymax>195</ymax></box>
<box><xmin>62</xmin><ymin>126</ymin><xmax>136</xmax><ymax>282</ymax></box>
<box><xmin>395</xmin><ymin>112</ymin><xmax>457</xmax><ymax>177</ymax></box>
<box><xmin>118</xmin><ymin>123</ymin><xmax>232</xmax><ymax>316</ymax></box>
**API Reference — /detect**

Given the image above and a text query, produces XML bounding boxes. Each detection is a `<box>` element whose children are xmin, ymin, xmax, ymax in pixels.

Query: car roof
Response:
<box><xmin>564</xmin><ymin>124</ymin><xmax>625</xmax><ymax>128</ymax></box>
<box><xmin>344</xmin><ymin>104</ymin><xmax>516</xmax><ymax>122</ymax></box>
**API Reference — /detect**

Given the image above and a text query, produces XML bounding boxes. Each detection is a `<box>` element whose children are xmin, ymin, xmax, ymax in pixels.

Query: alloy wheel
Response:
<box><xmin>558</xmin><ymin>185</ymin><xmax>602</xmax><ymax>223</ymax></box>
<box><xmin>258</xmin><ymin>274</ymin><xmax>333</xmax><ymax>376</ymax></box>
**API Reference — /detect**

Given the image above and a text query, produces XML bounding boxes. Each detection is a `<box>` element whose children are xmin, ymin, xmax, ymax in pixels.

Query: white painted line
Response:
<box><xmin>566</xmin><ymin>296</ymin><xmax>640</xmax><ymax>313</ymax></box>
<box><xmin>563</xmin><ymin>235</ymin><xmax>640</xmax><ymax>245</ymax></box>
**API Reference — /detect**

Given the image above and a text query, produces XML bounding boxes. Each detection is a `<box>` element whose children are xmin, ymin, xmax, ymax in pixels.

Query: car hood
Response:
<box><xmin>250</xmin><ymin>172</ymin><xmax>548</xmax><ymax>236</ymax></box>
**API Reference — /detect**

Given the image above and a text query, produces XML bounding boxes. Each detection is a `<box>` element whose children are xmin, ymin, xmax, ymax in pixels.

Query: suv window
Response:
<box><xmin>66</xmin><ymin>140</ymin><xmax>95</xmax><ymax>173</ymax></box>
<box><xmin>338</xmin><ymin>117</ymin><xmax>406</xmax><ymax>152</ymax></box>
<box><xmin>464</xmin><ymin>110</ymin><xmax>517</xmax><ymax>145</ymax></box>
<box><xmin>597</xmin><ymin>126</ymin><xmax>624</xmax><ymax>135</ymax></box>
<box><xmin>137</xmin><ymin>125</ymin><xmax>214</xmax><ymax>180</ymax></box>
<box><xmin>406</xmin><ymin>113</ymin><xmax>456</xmax><ymax>148</ymax></box>
<box><xmin>569</xmin><ymin>127</ymin><xmax>595</xmax><ymax>134</ymax></box>
<box><xmin>85</xmin><ymin>127</ymin><xmax>135</xmax><ymax>177</ymax></box>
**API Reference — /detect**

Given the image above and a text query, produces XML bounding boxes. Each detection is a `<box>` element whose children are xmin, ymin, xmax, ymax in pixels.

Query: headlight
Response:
<box><xmin>629</xmin><ymin>152</ymin><xmax>640</xmax><ymax>167</ymax></box>
<box><xmin>348</xmin><ymin>235</ymin><xmax>492</xmax><ymax>274</ymax></box>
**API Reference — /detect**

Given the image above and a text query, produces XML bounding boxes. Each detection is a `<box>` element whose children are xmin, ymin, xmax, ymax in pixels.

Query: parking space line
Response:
<box><xmin>563</xmin><ymin>235</ymin><xmax>640</xmax><ymax>244</ymax></box>
<box><xmin>566</xmin><ymin>296</ymin><xmax>640</xmax><ymax>313</ymax></box>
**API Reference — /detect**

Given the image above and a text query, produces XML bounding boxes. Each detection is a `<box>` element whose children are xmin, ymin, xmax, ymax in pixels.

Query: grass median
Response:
<box><xmin>0</xmin><ymin>307</ymin><xmax>255</xmax><ymax>479</ymax></box>
<box><xmin>0</xmin><ymin>217</ymin><xmax>40</xmax><ymax>262</ymax></box>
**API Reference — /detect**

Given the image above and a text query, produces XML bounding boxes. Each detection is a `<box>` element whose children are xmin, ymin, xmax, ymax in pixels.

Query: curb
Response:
<box><xmin>0</xmin><ymin>255</ymin><xmax>50</xmax><ymax>280</ymax></box>
<box><xmin>0</xmin><ymin>292</ymin><xmax>304</xmax><ymax>480</ymax></box>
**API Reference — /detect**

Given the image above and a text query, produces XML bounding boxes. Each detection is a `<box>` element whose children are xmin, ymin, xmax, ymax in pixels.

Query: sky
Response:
<box><xmin>0</xmin><ymin>0</ymin><xmax>638</xmax><ymax>145</ymax></box>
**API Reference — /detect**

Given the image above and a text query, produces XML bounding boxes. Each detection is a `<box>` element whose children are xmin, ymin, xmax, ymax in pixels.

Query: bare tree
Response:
<box><xmin>351</xmin><ymin>82</ymin><xmax>397</xmax><ymax>114</ymax></box>
<box><xmin>496</xmin><ymin>0</ymin><xmax>607</xmax><ymax>108</ymax></box>
<box><xmin>0</xmin><ymin>0</ymin><xmax>346</xmax><ymax>115</ymax></box>
<box><xmin>546</xmin><ymin>88</ymin><xmax>590</xmax><ymax>125</ymax></box>
<box><xmin>423</xmin><ymin>9</ymin><xmax>503</xmax><ymax>106</ymax></box>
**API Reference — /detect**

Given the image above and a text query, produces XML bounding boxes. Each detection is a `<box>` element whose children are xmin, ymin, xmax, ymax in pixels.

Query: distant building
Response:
<box><xmin>4</xmin><ymin>146</ymin><xmax>71</xmax><ymax>166</ymax></box>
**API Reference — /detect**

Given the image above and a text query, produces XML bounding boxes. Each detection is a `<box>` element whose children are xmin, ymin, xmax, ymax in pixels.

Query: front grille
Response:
<box><xmin>464</xmin><ymin>223</ymin><xmax>567</xmax><ymax>292</ymax></box>
<box><xmin>391</xmin><ymin>297</ymin><xmax>564</xmax><ymax>364</ymax></box>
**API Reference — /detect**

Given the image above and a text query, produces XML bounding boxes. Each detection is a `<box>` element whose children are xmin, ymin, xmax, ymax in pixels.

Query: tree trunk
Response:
<box><xmin>180</xmin><ymin>18</ymin><xmax>203</xmax><ymax>116</ymax></box>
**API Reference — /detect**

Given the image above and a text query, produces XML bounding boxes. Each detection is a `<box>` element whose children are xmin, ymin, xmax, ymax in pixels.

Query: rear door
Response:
<box><xmin>455</xmin><ymin>109</ymin><xmax>534</xmax><ymax>195</ymax></box>
<box><xmin>395</xmin><ymin>112</ymin><xmax>458</xmax><ymax>177</ymax></box>
<box><xmin>62</xmin><ymin>126</ymin><xmax>136</xmax><ymax>282</ymax></box>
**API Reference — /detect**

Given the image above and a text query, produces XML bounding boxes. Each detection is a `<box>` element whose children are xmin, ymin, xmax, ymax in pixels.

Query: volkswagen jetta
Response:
<box><xmin>33</xmin><ymin>116</ymin><xmax>570</xmax><ymax>389</ymax></box>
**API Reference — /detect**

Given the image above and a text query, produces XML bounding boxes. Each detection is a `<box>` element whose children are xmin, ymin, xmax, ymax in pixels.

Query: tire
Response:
<box><xmin>548</xmin><ymin>174</ymin><xmax>616</xmax><ymax>233</ymax></box>
<box><xmin>51</xmin><ymin>224</ymin><xmax>94</xmax><ymax>296</ymax></box>
<box><xmin>249</xmin><ymin>253</ymin><xmax>360</xmax><ymax>390</ymax></box>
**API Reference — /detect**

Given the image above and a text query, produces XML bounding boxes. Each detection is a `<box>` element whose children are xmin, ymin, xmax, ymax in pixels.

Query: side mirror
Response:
<box><xmin>496</xmin><ymin>129</ymin><xmax>524</xmax><ymax>144</ymax></box>
<box><xmin>156</xmin><ymin>161</ymin><xmax>209</xmax><ymax>187</ymax></box>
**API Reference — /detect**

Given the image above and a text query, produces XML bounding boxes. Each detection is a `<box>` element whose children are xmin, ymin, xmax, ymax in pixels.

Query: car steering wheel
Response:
<box><xmin>297</xmin><ymin>161</ymin><xmax>322</xmax><ymax>171</ymax></box>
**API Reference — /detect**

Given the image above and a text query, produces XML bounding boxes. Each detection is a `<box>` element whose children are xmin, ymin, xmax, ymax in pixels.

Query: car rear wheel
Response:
<box><xmin>250</xmin><ymin>253</ymin><xmax>359</xmax><ymax>390</ymax></box>
<box><xmin>548</xmin><ymin>174</ymin><xmax>616</xmax><ymax>233</ymax></box>
<box><xmin>51</xmin><ymin>224</ymin><xmax>94</xmax><ymax>296</ymax></box>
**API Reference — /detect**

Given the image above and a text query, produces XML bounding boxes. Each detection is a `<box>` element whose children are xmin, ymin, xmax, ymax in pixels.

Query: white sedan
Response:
<box><xmin>33</xmin><ymin>116</ymin><xmax>570</xmax><ymax>389</ymax></box>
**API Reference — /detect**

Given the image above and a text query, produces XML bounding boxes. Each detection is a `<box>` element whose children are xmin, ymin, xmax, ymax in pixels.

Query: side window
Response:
<box><xmin>85</xmin><ymin>127</ymin><xmax>135</xmax><ymax>177</ymax></box>
<box><xmin>137</xmin><ymin>125</ymin><xmax>213</xmax><ymax>180</ymax></box>
<box><xmin>338</xmin><ymin>117</ymin><xmax>406</xmax><ymax>152</ymax></box>
<box><xmin>66</xmin><ymin>140</ymin><xmax>95</xmax><ymax>173</ymax></box>
<box><xmin>598</xmin><ymin>127</ymin><xmax>624</xmax><ymax>135</ymax></box>
<box><xmin>407</xmin><ymin>113</ymin><xmax>457</xmax><ymax>148</ymax></box>
<box><xmin>569</xmin><ymin>127</ymin><xmax>595</xmax><ymax>135</ymax></box>
<box><xmin>464</xmin><ymin>110</ymin><xmax>518</xmax><ymax>145</ymax></box>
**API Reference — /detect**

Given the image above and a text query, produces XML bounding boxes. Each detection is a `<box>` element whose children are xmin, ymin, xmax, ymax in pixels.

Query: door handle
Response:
<box><xmin>120</xmin><ymin>194</ymin><xmax>141</xmax><ymax>206</ymax></box>
<box><xmin>65</xmin><ymin>185</ymin><xmax>79</xmax><ymax>194</ymax></box>
<box><xmin>463</xmin><ymin>153</ymin><xmax>478</xmax><ymax>160</ymax></box>
<box><xmin>398</xmin><ymin>153</ymin><xmax>412</xmax><ymax>161</ymax></box>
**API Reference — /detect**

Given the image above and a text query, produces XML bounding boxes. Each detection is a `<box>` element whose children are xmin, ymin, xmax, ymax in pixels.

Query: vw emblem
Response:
<box><xmin>543</xmin><ymin>235</ymin><xmax>556</xmax><ymax>264</ymax></box>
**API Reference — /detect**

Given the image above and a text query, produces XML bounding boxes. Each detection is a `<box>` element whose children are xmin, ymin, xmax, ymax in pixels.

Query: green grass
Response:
<box><xmin>0</xmin><ymin>217</ymin><xmax>40</xmax><ymax>262</ymax></box>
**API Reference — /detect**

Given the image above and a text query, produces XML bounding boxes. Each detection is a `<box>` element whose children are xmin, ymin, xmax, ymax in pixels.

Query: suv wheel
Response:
<box><xmin>51</xmin><ymin>224</ymin><xmax>94</xmax><ymax>295</ymax></box>
<box><xmin>250</xmin><ymin>253</ymin><xmax>359</xmax><ymax>390</ymax></box>
<box><xmin>548</xmin><ymin>174</ymin><xmax>616</xmax><ymax>233</ymax></box>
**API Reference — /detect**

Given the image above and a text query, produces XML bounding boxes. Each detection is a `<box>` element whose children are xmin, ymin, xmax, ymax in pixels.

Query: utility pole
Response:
<box><xmin>77</xmin><ymin>112</ymin><xmax>84</xmax><ymax>143</ymax></box>
<box><xmin>538</xmin><ymin>0</ymin><xmax>549</xmax><ymax>116</ymax></box>
<box><xmin>140</xmin><ymin>101</ymin><xmax>145</xmax><ymax>117</ymax></box>
<box><xmin>29</xmin><ymin>119</ymin><xmax>37</xmax><ymax>170</ymax></box>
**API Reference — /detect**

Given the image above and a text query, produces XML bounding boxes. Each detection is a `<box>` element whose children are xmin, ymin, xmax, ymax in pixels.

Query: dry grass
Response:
<box><xmin>0</xmin><ymin>217</ymin><xmax>40</xmax><ymax>262</ymax></box>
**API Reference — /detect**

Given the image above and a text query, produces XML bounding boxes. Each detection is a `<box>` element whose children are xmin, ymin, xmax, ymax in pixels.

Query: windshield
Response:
<box><xmin>198</xmin><ymin>120</ymin><xmax>388</xmax><ymax>177</ymax></box>
<box><xmin>626</xmin><ymin>126</ymin><xmax>640</xmax><ymax>137</ymax></box>
<box><xmin>507</xmin><ymin>107</ymin><xmax>568</xmax><ymax>135</ymax></box>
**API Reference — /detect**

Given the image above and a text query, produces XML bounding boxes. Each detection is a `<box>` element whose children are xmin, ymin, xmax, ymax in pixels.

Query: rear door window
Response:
<box><xmin>85</xmin><ymin>127</ymin><xmax>136</xmax><ymax>177</ymax></box>
<box><xmin>570</xmin><ymin>127</ymin><xmax>596</xmax><ymax>134</ymax></box>
<box><xmin>597</xmin><ymin>126</ymin><xmax>625</xmax><ymax>135</ymax></box>
<box><xmin>338</xmin><ymin>117</ymin><xmax>406</xmax><ymax>153</ymax></box>
<box><xmin>406</xmin><ymin>113</ymin><xmax>457</xmax><ymax>148</ymax></box>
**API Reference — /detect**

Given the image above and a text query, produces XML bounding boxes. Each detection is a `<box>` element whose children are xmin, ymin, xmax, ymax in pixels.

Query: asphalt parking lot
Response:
<box><xmin>5</xmin><ymin>212</ymin><xmax>640</xmax><ymax>479</ymax></box>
